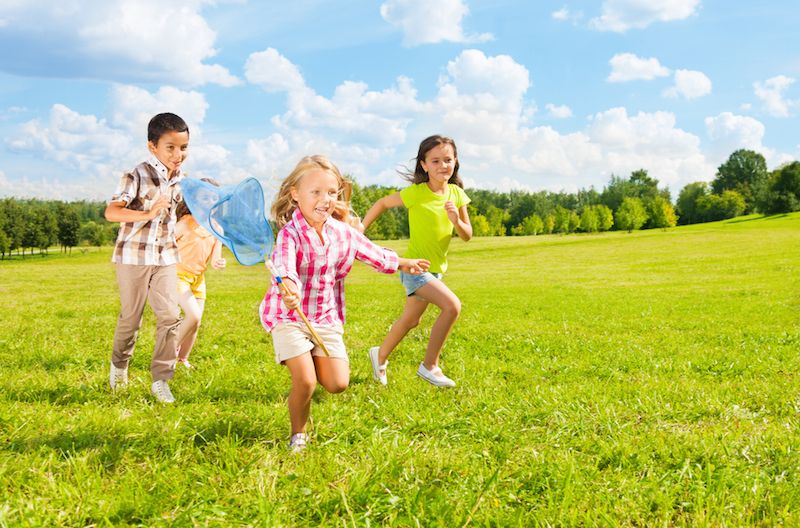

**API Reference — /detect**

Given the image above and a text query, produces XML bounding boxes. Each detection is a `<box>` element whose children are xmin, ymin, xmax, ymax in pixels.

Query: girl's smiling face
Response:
<box><xmin>290</xmin><ymin>168</ymin><xmax>340</xmax><ymax>229</ymax></box>
<box><xmin>420</xmin><ymin>143</ymin><xmax>456</xmax><ymax>185</ymax></box>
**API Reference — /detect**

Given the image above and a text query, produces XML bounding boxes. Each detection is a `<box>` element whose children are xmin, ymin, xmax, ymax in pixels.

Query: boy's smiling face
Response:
<box><xmin>148</xmin><ymin>129</ymin><xmax>190</xmax><ymax>177</ymax></box>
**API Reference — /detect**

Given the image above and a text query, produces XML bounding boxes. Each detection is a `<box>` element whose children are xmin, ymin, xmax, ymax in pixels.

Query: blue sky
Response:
<box><xmin>0</xmin><ymin>0</ymin><xmax>797</xmax><ymax>201</ymax></box>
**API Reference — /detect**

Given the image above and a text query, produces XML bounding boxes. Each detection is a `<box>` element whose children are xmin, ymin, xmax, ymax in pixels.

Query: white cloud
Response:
<box><xmin>0</xmin><ymin>169</ymin><xmax>108</xmax><ymax>201</ymax></box>
<box><xmin>9</xmin><ymin>104</ymin><xmax>134</xmax><ymax>172</ymax></box>
<box><xmin>664</xmin><ymin>69</ymin><xmax>712</xmax><ymax>99</ymax></box>
<box><xmin>546</xmin><ymin>103</ymin><xmax>573</xmax><ymax>119</ymax></box>
<box><xmin>753</xmin><ymin>75</ymin><xmax>798</xmax><ymax>117</ymax></box>
<box><xmin>108</xmin><ymin>85</ymin><xmax>209</xmax><ymax>139</ymax></box>
<box><xmin>591</xmin><ymin>0</ymin><xmax>700</xmax><ymax>32</ymax></box>
<box><xmin>245</xmin><ymin>48</ymin><xmax>307</xmax><ymax>93</ymax></box>
<box><xmin>237</xmin><ymin>48</ymin><xmax>722</xmax><ymax>195</ymax></box>
<box><xmin>608</xmin><ymin>53</ymin><xmax>670</xmax><ymax>82</ymax></box>
<box><xmin>702</xmin><ymin>112</ymin><xmax>793</xmax><ymax>168</ymax></box>
<box><xmin>380</xmin><ymin>0</ymin><xmax>493</xmax><ymax>46</ymax></box>
<box><xmin>0</xmin><ymin>0</ymin><xmax>238</xmax><ymax>86</ymax></box>
<box><xmin>583</xmin><ymin>107</ymin><xmax>711</xmax><ymax>188</ymax></box>
<box><xmin>551</xmin><ymin>6</ymin><xmax>584</xmax><ymax>24</ymax></box>
<box><xmin>5</xmin><ymin>85</ymin><xmax>236</xmax><ymax>198</ymax></box>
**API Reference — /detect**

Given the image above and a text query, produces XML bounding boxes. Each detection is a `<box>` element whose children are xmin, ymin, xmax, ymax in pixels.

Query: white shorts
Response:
<box><xmin>270</xmin><ymin>322</ymin><xmax>348</xmax><ymax>364</ymax></box>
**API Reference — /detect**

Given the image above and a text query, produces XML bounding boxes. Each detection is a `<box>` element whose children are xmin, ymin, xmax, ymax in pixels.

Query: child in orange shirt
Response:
<box><xmin>174</xmin><ymin>179</ymin><xmax>226</xmax><ymax>369</ymax></box>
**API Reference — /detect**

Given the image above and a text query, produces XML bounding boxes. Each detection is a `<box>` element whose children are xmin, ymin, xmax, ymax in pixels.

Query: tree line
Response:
<box><xmin>357</xmin><ymin>149</ymin><xmax>800</xmax><ymax>240</ymax></box>
<box><xmin>1</xmin><ymin>149</ymin><xmax>798</xmax><ymax>258</ymax></box>
<box><xmin>0</xmin><ymin>199</ymin><xmax>115</xmax><ymax>258</ymax></box>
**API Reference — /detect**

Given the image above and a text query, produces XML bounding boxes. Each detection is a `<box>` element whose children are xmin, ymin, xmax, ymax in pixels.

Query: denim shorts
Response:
<box><xmin>400</xmin><ymin>271</ymin><xmax>443</xmax><ymax>296</ymax></box>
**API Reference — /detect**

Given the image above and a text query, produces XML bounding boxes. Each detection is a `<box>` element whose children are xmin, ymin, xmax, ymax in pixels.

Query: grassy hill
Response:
<box><xmin>1</xmin><ymin>213</ymin><xmax>799</xmax><ymax>525</ymax></box>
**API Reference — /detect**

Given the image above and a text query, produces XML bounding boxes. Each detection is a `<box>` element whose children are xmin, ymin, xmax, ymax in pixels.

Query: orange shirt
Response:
<box><xmin>175</xmin><ymin>215</ymin><xmax>219</xmax><ymax>275</ymax></box>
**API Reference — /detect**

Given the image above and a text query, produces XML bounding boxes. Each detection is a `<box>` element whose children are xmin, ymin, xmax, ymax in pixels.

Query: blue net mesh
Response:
<box><xmin>181</xmin><ymin>177</ymin><xmax>274</xmax><ymax>266</ymax></box>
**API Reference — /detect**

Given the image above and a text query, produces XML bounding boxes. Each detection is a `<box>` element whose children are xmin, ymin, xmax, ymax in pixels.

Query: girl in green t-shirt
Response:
<box><xmin>361</xmin><ymin>135</ymin><xmax>472</xmax><ymax>388</ymax></box>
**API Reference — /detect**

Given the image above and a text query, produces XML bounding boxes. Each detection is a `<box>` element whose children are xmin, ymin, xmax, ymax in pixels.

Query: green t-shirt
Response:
<box><xmin>400</xmin><ymin>182</ymin><xmax>471</xmax><ymax>274</ymax></box>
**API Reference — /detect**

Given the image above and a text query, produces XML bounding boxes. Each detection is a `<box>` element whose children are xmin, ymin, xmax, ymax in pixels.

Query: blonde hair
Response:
<box><xmin>271</xmin><ymin>155</ymin><xmax>356</xmax><ymax>229</ymax></box>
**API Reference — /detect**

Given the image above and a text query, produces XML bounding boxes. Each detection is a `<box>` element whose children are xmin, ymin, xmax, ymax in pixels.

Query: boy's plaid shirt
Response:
<box><xmin>110</xmin><ymin>157</ymin><xmax>184</xmax><ymax>266</ymax></box>
<box><xmin>260</xmin><ymin>208</ymin><xmax>399</xmax><ymax>330</ymax></box>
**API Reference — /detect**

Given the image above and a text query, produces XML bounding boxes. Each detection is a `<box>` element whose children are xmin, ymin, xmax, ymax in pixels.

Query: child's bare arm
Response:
<box><xmin>398</xmin><ymin>258</ymin><xmax>430</xmax><ymax>275</ymax></box>
<box><xmin>445</xmin><ymin>202</ymin><xmax>473</xmax><ymax>241</ymax></box>
<box><xmin>104</xmin><ymin>195</ymin><xmax>170</xmax><ymax>223</ymax></box>
<box><xmin>361</xmin><ymin>192</ymin><xmax>403</xmax><ymax>231</ymax></box>
<box><xmin>210</xmin><ymin>240</ymin><xmax>226</xmax><ymax>270</ymax></box>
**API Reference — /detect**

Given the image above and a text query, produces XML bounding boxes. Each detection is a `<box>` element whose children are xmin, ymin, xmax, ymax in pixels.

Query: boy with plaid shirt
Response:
<box><xmin>104</xmin><ymin>112</ymin><xmax>189</xmax><ymax>403</ymax></box>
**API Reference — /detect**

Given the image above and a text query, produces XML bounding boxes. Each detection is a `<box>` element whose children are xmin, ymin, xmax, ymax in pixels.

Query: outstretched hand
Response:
<box><xmin>398</xmin><ymin>258</ymin><xmax>430</xmax><ymax>275</ymax></box>
<box><xmin>211</xmin><ymin>258</ymin><xmax>226</xmax><ymax>270</ymax></box>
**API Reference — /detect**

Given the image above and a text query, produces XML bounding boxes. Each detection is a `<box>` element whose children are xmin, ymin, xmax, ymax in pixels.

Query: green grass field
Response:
<box><xmin>1</xmin><ymin>213</ymin><xmax>799</xmax><ymax>526</ymax></box>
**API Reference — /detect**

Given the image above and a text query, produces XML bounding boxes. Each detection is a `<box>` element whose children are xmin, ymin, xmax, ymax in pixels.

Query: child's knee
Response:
<box><xmin>443</xmin><ymin>298</ymin><xmax>461</xmax><ymax>318</ymax></box>
<box><xmin>322</xmin><ymin>378</ymin><xmax>349</xmax><ymax>394</ymax></box>
<box><xmin>401</xmin><ymin>315</ymin><xmax>423</xmax><ymax>329</ymax></box>
<box><xmin>292</xmin><ymin>376</ymin><xmax>317</xmax><ymax>397</ymax></box>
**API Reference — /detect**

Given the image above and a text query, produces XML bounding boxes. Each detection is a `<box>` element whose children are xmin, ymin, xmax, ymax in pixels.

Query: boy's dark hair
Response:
<box><xmin>148</xmin><ymin>113</ymin><xmax>189</xmax><ymax>144</ymax></box>
<box><xmin>402</xmin><ymin>135</ymin><xmax>463</xmax><ymax>188</ymax></box>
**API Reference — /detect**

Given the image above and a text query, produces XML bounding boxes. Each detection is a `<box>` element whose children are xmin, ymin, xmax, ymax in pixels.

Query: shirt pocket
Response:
<box><xmin>142</xmin><ymin>187</ymin><xmax>161</xmax><ymax>212</ymax></box>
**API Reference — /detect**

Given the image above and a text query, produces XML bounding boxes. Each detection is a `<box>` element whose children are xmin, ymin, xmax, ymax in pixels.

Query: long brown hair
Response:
<box><xmin>271</xmin><ymin>155</ymin><xmax>354</xmax><ymax>229</ymax></box>
<box><xmin>401</xmin><ymin>135</ymin><xmax>463</xmax><ymax>188</ymax></box>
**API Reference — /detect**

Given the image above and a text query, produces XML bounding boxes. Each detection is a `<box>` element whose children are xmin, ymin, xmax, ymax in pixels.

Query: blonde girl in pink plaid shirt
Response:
<box><xmin>261</xmin><ymin>155</ymin><xmax>430</xmax><ymax>452</ymax></box>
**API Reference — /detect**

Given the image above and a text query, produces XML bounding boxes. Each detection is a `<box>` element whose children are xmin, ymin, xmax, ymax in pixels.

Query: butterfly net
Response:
<box><xmin>181</xmin><ymin>177</ymin><xmax>274</xmax><ymax>266</ymax></box>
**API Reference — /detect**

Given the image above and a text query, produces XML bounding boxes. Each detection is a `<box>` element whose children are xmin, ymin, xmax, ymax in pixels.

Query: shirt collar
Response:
<box><xmin>291</xmin><ymin>207</ymin><xmax>331</xmax><ymax>234</ymax></box>
<box><xmin>148</xmin><ymin>155</ymin><xmax>184</xmax><ymax>184</ymax></box>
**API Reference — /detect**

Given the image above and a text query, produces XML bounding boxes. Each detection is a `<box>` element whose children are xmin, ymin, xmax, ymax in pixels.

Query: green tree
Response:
<box><xmin>647</xmin><ymin>196</ymin><xmax>678</xmax><ymax>229</ymax></box>
<box><xmin>676</xmin><ymin>182</ymin><xmax>708</xmax><ymax>225</ymax></box>
<box><xmin>0</xmin><ymin>230</ymin><xmax>9</xmax><ymax>259</ymax></box>
<box><xmin>543</xmin><ymin>214</ymin><xmax>555</xmax><ymax>234</ymax></box>
<box><xmin>79</xmin><ymin>221</ymin><xmax>107</xmax><ymax>248</ymax></box>
<box><xmin>511</xmin><ymin>214</ymin><xmax>543</xmax><ymax>236</ymax></box>
<box><xmin>1</xmin><ymin>199</ymin><xmax>24</xmax><ymax>255</ymax></box>
<box><xmin>759</xmin><ymin>161</ymin><xmax>800</xmax><ymax>214</ymax></box>
<box><xmin>614</xmin><ymin>197</ymin><xmax>648</xmax><ymax>232</ymax></box>
<box><xmin>484</xmin><ymin>205</ymin><xmax>509</xmax><ymax>236</ymax></box>
<box><xmin>596</xmin><ymin>205</ymin><xmax>614</xmax><ymax>231</ymax></box>
<box><xmin>579</xmin><ymin>207</ymin><xmax>599</xmax><ymax>232</ymax></box>
<box><xmin>711</xmin><ymin>149</ymin><xmax>768</xmax><ymax>213</ymax></box>
<box><xmin>471</xmin><ymin>214</ymin><xmax>492</xmax><ymax>237</ymax></box>
<box><xmin>601</xmin><ymin>169</ymin><xmax>666</xmax><ymax>213</ymax></box>
<box><xmin>695</xmin><ymin>190</ymin><xmax>745</xmax><ymax>222</ymax></box>
<box><xmin>552</xmin><ymin>206</ymin><xmax>572</xmax><ymax>234</ymax></box>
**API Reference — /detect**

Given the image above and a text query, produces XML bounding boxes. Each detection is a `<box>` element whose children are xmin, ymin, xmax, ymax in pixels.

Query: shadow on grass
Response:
<box><xmin>0</xmin><ymin>378</ymin><xmax>286</xmax><ymax>405</ymax></box>
<box><xmin>2</xmin><ymin>415</ymin><xmax>281</xmax><ymax>459</ymax></box>
<box><xmin>726</xmin><ymin>213</ymin><xmax>789</xmax><ymax>224</ymax></box>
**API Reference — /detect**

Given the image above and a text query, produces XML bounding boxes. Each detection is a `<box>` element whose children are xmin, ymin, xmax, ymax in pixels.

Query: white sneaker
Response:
<box><xmin>417</xmin><ymin>363</ymin><xmax>456</xmax><ymax>388</ymax></box>
<box><xmin>288</xmin><ymin>433</ymin><xmax>308</xmax><ymax>453</ymax></box>
<box><xmin>178</xmin><ymin>358</ymin><xmax>194</xmax><ymax>370</ymax></box>
<box><xmin>368</xmin><ymin>346</ymin><xmax>388</xmax><ymax>385</ymax></box>
<box><xmin>151</xmin><ymin>380</ymin><xmax>175</xmax><ymax>403</ymax></box>
<box><xmin>109</xmin><ymin>363</ymin><xmax>128</xmax><ymax>390</ymax></box>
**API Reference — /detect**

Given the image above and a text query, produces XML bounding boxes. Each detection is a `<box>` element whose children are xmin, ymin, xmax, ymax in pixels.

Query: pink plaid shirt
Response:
<box><xmin>260</xmin><ymin>208</ymin><xmax>399</xmax><ymax>331</ymax></box>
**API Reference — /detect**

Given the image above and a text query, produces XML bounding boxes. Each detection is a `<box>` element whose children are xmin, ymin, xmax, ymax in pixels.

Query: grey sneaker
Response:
<box><xmin>368</xmin><ymin>346</ymin><xmax>388</xmax><ymax>385</ymax></box>
<box><xmin>151</xmin><ymin>380</ymin><xmax>175</xmax><ymax>403</ymax></box>
<box><xmin>109</xmin><ymin>363</ymin><xmax>128</xmax><ymax>390</ymax></box>
<box><xmin>417</xmin><ymin>363</ymin><xmax>456</xmax><ymax>388</ymax></box>
<box><xmin>288</xmin><ymin>433</ymin><xmax>308</xmax><ymax>453</ymax></box>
